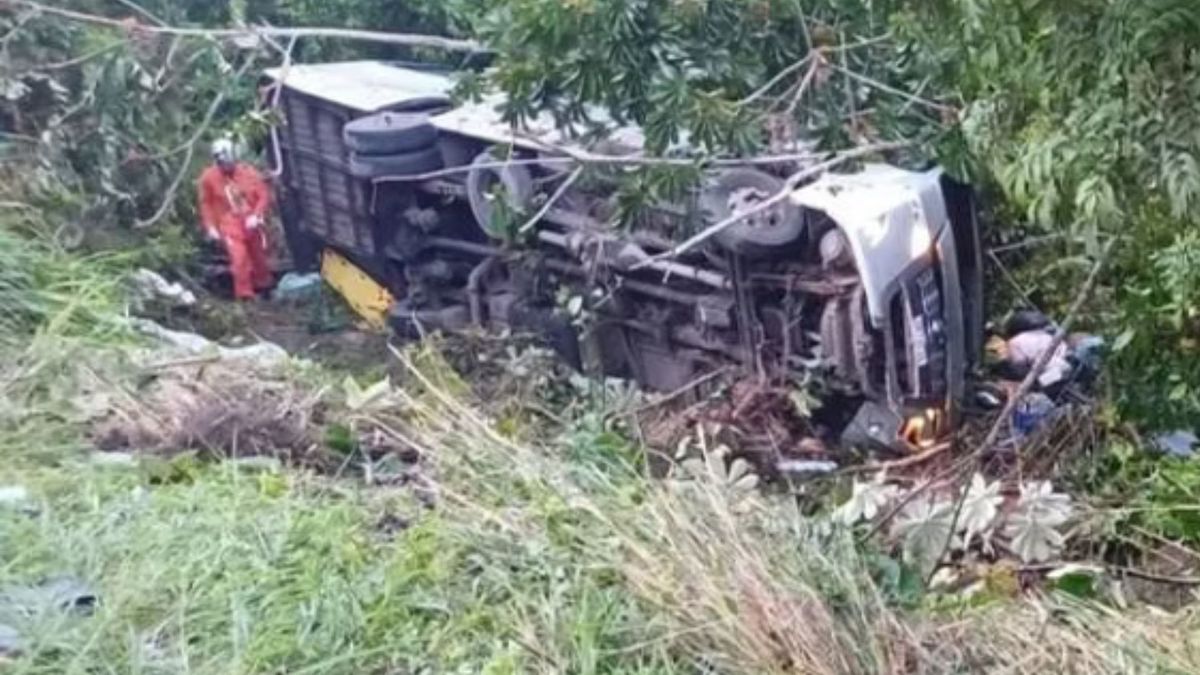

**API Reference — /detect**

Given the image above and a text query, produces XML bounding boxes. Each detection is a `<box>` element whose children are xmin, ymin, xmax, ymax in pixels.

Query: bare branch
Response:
<box><xmin>111</xmin><ymin>0</ymin><xmax>167</xmax><ymax>27</ymax></box>
<box><xmin>31</xmin><ymin>42</ymin><xmax>121</xmax><ymax>71</ymax></box>
<box><xmin>256</xmin><ymin>28</ymin><xmax>298</xmax><ymax>178</ymax></box>
<box><xmin>975</xmin><ymin>238</ymin><xmax>1116</xmax><ymax>456</ymax></box>
<box><xmin>830</xmin><ymin>63</ymin><xmax>952</xmax><ymax>113</ymax></box>
<box><xmin>861</xmin><ymin>239</ymin><xmax>1117</xmax><ymax>558</ymax></box>
<box><xmin>739</xmin><ymin>54</ymin><xmax>813</xmax><ymax>107</ymax></box>
<box><xmin>823</xmin><ymin>33</ymin><xmax>893</xmax><ymax>52</ymax></box>
<box><xmin>134</xmin><ymin>52</ymin><xmax>260</xmax><ymax>229</ymax></box>
<box><xmin>987</xmin><ymin>249</ymin><xmax>1042</xmax><ymax>315</ymax></box>
<box><xmin>783</xmin><ymin>55</ymin><xmax>823</xmax><ymax>116</ymax></box>
<box><xmin>633</xmin><ymin>141</ymin><xmax>910</xmax><ymax>266</ymax></box>
<box><xmin>519</xmin><ymin>168</ymin><xmax>583</xmax><ymax>234</ymax></box>
<box><xmin>373</xmin><ymin>157</ymin><xmax>574</xmax><ymax>185</ymax></box>
<box><xmin>367</xmin><ymin>149</ymin><xmax>829</xmax><ymax>185</ymax></box>
<box><xmin>12</xmin><ymin>0</ymin><xmax>480</xmax><ymax>52</ymax></box>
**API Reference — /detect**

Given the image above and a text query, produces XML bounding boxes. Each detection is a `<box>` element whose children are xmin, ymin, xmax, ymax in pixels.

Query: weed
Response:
<box><xmin>3</xmin><ymin>224</ymin><xmax>1200</xmax><ymax>673</ymax></box>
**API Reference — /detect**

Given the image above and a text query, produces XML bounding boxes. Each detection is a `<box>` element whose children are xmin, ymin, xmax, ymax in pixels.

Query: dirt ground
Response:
<box><xmin>152</xmin><ymin>291</ymin><xmax>394</xmax><ymax>375</ymax></box>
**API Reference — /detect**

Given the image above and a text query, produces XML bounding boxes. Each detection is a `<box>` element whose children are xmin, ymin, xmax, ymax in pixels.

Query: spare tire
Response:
<box><xmin>700</xmin><ymin>168</ymin><xmax>806</xmax><ymax>257</ymax></box>
<box><xmin>344</xmin><ymin>112</ymin><xmax>438</xmax><ymax>155</ymax></box>
<box><xmin>348</xmin><ymin>146</ymin><xmax>444</xmax><ymax>179</ymax></box>
<box><xmin>466</xmin><ymin>149</ymin><xmax>534</xmax><ymax>238</ymax></box>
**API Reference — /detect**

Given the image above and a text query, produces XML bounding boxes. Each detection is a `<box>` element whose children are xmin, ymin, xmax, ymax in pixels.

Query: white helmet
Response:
<box><xmin>211</xmin><ymin>138</ymin><xmax>236</xmax><ymax>164</ymax></box>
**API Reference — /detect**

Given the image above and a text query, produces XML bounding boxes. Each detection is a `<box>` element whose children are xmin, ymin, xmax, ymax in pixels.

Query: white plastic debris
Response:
<box><xmin>220</xmin><ymin>342</ymin><xmax>291</xmax><ymax>367</ymax></box>
<box><xmin>90</xmin><ymin>452</ymin><xmax>137</xmax><ymax>467</ymax></box>
<box><xmin>1152</xmin><ymin>431</ymin><xmax>1199</xmax><ymax>458</ymax></box>
<box><xmin>0</xmin><ymin>486</ymin><xmax>29</xmax><ymax>506</ymax></box>
<box><xmin>129</xmin><ymin>269</ymin><xmax>197</xmax><ymax>309</ymax></box>
<box><xmin>130</xmin><ymin>319</ymin><xmax>290</xmax><ymax>368</ymax></box>
<box><xmin>0</xmin><ymin>623</ymin><xmax>21</xmax><ymax>655</ymax></box>
<box><xmin>230</xmin><ymin>456</ymin><xmax>284</xmax><ymax>473</ymax></box>
<box><xmin>272</xmin><ymin>272</ymin><xmax>324</xmax><ymax>302</ymax></box>
<box><xmin>132</xmin><ymin>319</ymin><xmax>211</xmax><ymax>352</ymax></box>
<box><xmin>776</xmin><ymin>459</ymin><xmax>839</xmax><ymax>475</ymax></box>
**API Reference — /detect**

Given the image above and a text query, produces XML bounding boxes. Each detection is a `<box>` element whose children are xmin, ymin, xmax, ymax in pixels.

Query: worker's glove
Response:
<box><xmin>204</xmin><ymin>227</ymin><xmax>220</xmax><ymax>242</ymax></box>
<box><xmin>245</xmin><ymin>214</ymin><xmax>263</xmax><ymax>231</ymax></box>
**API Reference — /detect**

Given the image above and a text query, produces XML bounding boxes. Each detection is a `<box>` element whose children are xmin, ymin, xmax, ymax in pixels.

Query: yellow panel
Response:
<box><xmin>320</xmin><ymin>249</ymin><xmax>394</xmax><ymax>330</ymax></box>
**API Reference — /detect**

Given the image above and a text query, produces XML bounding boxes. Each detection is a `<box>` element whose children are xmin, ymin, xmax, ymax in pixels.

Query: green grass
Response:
<box><xmin>3</xmin><ymin>220</ymin><xmax>1200</xmax><ymax>674</ymax></box>
<box><xmin>0</xmin><ymin>226</ymin><xmax>131</xmax><ymax>348</ymax></box>
<box><xmin>3</xmin><ymin>343</ymin><xmax>1200</xmax><ymax>674</ymax></box>
<box><xmin>0</xmin><ymin>450</ymin><xmax>678</xmax><ymax>674</ymax></box>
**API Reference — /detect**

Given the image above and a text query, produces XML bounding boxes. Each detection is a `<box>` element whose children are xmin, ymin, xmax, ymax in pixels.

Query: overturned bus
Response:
<box><xmin>264</xmin><ymin>61</ymin><xmax>984</xmax><ymax>452</ymax></box>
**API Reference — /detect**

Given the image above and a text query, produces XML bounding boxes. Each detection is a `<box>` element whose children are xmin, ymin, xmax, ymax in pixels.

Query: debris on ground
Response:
<box><xmin>90</xmin><ymin>359</ymin><xmax>322</xmax><ymax>464</ymax></box>
<box><xmin>89</xmin><ymin>451</ymin><xmax>137</xmax><ymax>467</ymax></box>
<box><xmin>271</xmin><ymin>271</ymin><xmax>324</xmax><ymax>303</ymax></box>
<box><xmin>1151</xmin><ymin>431</ymin><xmax>1199</xmax><ymax>458</ymax></box>
<box><xmin>0</xmin><ymin>576</ymin><xmax>98</xmax><ymax>657</ymax></box>
<box><xmin>0</xmin><ymin>576</ymin><xmax>97</xmax><ymax>619</ymax></box>
<box><xmin>639</xmin><ymin>378</ymin><xmax>828</xmax><ymax>478</ymax></box>
<box><xmin>82</xmin><ymin>341</ymin><xmax>426</xmax><ymax>485</ymax></box>
<box><xmin>228</xmin><ymin>456</ymin><xmax>284</xmax><ymax>473</ymax></box>
<box><xmin>130</xmin><ymin>318</ymin><xmax>290</xmax><ymax>368</ymax></box>
<box><xmin>1012</xmin><ymin>392</ymin><xmax>1056</xmax><ymax>437</ymax></box>
<box><xmin>0</xmin><ymin>486</ymin><xmax>29</xmax><ymax>507</ymax></box>
<box><xmin>128</xmin><ymin>269</ymin><xmax>197</xmax><ymax>310</ymax></box>
<box><xmin>776</xmin><ymin>458</ymin><xmax>838</xmax><ymax>476</ymax></box>
<box><xmin>0</xmin><ymin>623</ymin><xmax>20</xmax><ymax>656</ymax></box>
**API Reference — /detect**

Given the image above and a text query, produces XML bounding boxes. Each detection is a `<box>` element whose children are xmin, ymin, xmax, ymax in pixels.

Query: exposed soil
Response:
<box><xmin>149</xmin><ymin>291</ymin><xmax>393</xmax><ymax>376</ymax></box>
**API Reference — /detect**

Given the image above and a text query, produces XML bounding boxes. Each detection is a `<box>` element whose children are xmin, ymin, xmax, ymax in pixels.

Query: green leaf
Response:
<box><xmin>1050</xmin><ymin>569</ymin><xmax>1099</xmax><ymax>599</ymax></box>
<box><xmin>324</xmin><ymin>424</ymin><xmax>357</xmax><ymax>456</ymax></box>
<box><xmin>893</xmin><ymin>497</ymin><xmax>957</xmax><ymax>573</ymax></box>
<box><xmin>958</xmin><ymin>473</ymin><xmax>1003</xmax><ymax>551</ymax></box>
<box><xmin>1004</xmin><ymin>482</ymin><xmax>1072</xmax><ymax>563</ymax></box>
<box><xmin>834</xmin><ymin>478</ymin><xmax>900</xmax><ymax>526</ymax></box>
<box><xmin>1112</xmin><ymin>329</ymin><xmax>1135</xmax><ymax>353</ymax></box>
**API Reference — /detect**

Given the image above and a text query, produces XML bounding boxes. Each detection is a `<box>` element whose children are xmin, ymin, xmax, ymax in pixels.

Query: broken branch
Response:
<box><xmin>739</xmin><ymin>53</ymin><xmax>814</xmax><ymax>106</ymax></box>
<box><xmin>863</xmin><ymin>238</ymin><xmax>1116</xmax><ymax>549</ymax></box>
<box><xmin>134</xmin><ymin>52</ymin><xmax>260</xmax><ymax>229</ymax></box>
<box><xmin>784</xmin><ymin>56</ymin><xmax>824</xmax><ymax>116</ymax></box>
<box><xmin>519</xmin><ymin>168</ymin><xmax>583</xmax><ymax>234</ymax></box>
<box><xmin>634</xmin><ymin>141</ymin><xmax>910</xmax><ymax>266</ymax></box>
<box><xmin>931</xmin><ymin>239</ymin><xmax>1116</xmax><ymax>574</ymax></box>
<box><xmin>975</xmin><ymin>238</ymin><xmax>1116</xmax><ymax>456</ymax></box>
<box><xmin>11</xmin><ymin>0</ymin><xmax>481</xmax><ymax>52</ymax></box>
<box><xmin>830</xmin><ymin>64</ymin><xmax>953</xmax><ymax>113</ymax></box>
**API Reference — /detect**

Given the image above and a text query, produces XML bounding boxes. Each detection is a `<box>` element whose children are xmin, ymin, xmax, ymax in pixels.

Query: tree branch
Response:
<box><xmin>11</xmin><ymin>0</ymin><xmax>480</xmax><ymax>52</ymax></box>
<box><xmin>739</xmin><ymin>53</ymin><xmax>813</xmax><ymax>107</ymax></box>
<box><xmin>111</xmin><ymin>0</ymin><xmax>166</xmax><ymax>27</ymax></box>
<box><xmin>519</xmin><ymin>167</ymin><xmax>583</xmax><ymax>234</ymax></box>
<box><xmin>976</xmin><ymin>238</ymin><xmax>1115</xmax><ymax>455</ymax></box>
<box><xmin>632</xmin><ymin>141</ymin><xmax>910</xmax><ymax>266</ymax></box>
<box><xmin>133</xmin><ymin>51</ymin><xmax>260</xmax><ymax>229</ymax></box>
<box><xmin>830</xmin><ymin>63</ymin><xmax>952</xmax><ymax>113</ymax></box>
<box><xmin>783</xmin><ymin>55</ymin><xmax>823</xmax><ymax>116</ymax></box>
<box><xmin>928</xmin><ymin>240</ymin><xmax>1117</xmax><ymax>578</ymax></box>
<box><xmin>30</xmin><ymin>42</ymin><xmax>121</xmax><ymax>71</ymax></box>
<box><xmin>860</xmin><ymin>238</ymin><xmax>1116</xmax><ymax>549</ymax></box>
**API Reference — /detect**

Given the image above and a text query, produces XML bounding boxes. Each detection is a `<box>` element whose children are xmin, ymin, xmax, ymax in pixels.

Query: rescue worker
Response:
<box><xmin>198</xmin><ymin>139</ymin><xmax>274</xmax><ymax>300</ymax></box>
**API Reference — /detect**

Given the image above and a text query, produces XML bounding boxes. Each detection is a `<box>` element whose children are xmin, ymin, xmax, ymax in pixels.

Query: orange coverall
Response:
<box><xmin>198</xmin><ymin>163</ymin><xmax>273</xmax><ymax>299</ymax></box>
